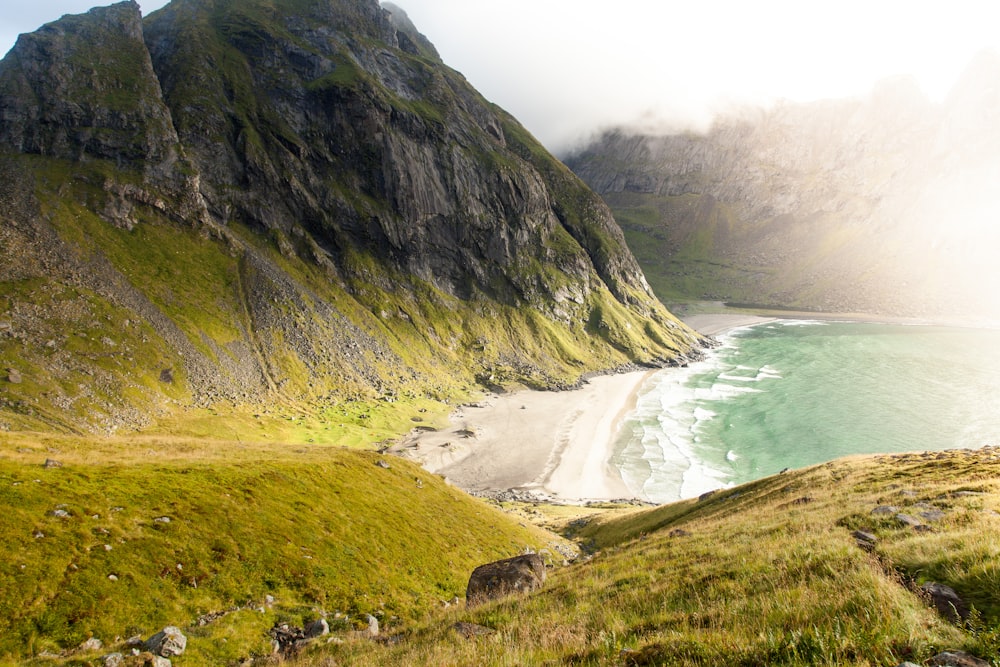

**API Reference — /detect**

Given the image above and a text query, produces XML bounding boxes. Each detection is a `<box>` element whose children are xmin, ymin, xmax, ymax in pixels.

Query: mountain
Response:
<box><xmin>0</xmin><ymin>0</ymin><xmax>700</xmax><ymax>434</ymax></box>
<box><xmin>565</xmin><ymin>57</ymin><xmax>1000</xmax><ymax>321</ymax></box>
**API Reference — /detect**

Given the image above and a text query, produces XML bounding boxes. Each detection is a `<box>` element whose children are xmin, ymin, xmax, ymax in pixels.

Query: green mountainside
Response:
<box><xmin>565</xmin><ymin>63</ymin><xmax>1000</xmax><ymax>321</ymax></box>
<box><xmin>0</xmin><ymin>0</ymin><xmax>700</xmax><ymax>436</ymax></box>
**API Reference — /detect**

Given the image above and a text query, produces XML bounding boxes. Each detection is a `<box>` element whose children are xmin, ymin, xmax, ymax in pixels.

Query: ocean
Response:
<box><xmin>612</xmin><ymin>320</ymin><xmax>1000</xmax><ymax>503</ymax></box>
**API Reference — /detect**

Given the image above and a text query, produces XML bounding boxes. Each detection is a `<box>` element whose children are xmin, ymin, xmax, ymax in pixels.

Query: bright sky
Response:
<box><xmin>2</xmin><ymin>1</ymin><xmax>999</xmax><ymax>151</ymax></box>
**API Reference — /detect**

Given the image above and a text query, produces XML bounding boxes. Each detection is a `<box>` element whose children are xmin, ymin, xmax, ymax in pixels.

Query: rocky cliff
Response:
<box><xmin>0</xmin><ymin>0</ymin><xmax>700</xmax><ymax>434</ymax></box>
<box><xmin>566</xmin><ymin>57</ymin><xmax>1000</xmax><ymax>321</ymax></box>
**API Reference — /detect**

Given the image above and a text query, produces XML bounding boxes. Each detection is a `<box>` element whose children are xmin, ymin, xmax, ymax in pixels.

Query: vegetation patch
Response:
<box><xmin>0</xmin><ymin>434</ymin><xmax>561</xmax><ymax>664</ymax></box>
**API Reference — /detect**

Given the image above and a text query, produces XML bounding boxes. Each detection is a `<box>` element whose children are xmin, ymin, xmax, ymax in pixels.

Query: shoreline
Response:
<box><xmin>399</xmin><ymin>307</ymin><xmax>1000</xmax><ymax>506</ymax></box>
<box><xmin>397</xmin><ymin>311</ymin><xmax>794</xmax><ymax>505</ymax></box>
<box><xmin>395</xmin><ymin>369</ymin><xmax>656</xmax><ymax>504</ymax></box>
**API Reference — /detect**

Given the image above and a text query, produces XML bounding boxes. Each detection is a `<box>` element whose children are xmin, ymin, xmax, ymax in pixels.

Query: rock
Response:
<box><xmin>453</xmin><ymin>621</ymin><xmax>496</xmax><ymax>639</ymax></box>
<box><xmin>49</xmin><ymin>508</ymin><xmax>70</xmax><ymax>518</ymax></box>
<box><xmin>466</xmin><ymin>553</ymin><xmax>546</xmax><ymax>606</ymax></box>
<box><xmin>896</xmin><ymin>662</ymin><xmax>922</xmax><ymax>667</ymax></box>
<box><xmin>895</xmin><ymin>513</ymin><xmax>924</xmax><ymax>529</ymax></box>
<box><xmin>852</xmin><ymin>530</ymin><xmax>878</xmax><ymax>550</ymax></box>
<box><xmin>304</xmin><ymin>618</ymin><xmax>329</xmax><ymax>638</ymax></box>
<box><xmin>375</xmin><ymin>460</ymin><xmax>391</xmax><ymax>469</ymax></box>
<box><xmin>928</xmin><ymin>650</ymin><xmax>991</xmax><ymax>666</ymax></box>
<box><xmin>269</xmin><ymin>623</ymin><xmax>306</xmax><ymax>653</ymax></box>
<box><xmin>364</xmin><ymin>614</ymin><xmax>379</xmax><ymax>638</ymax></box>
<box><xmin>101</xmin><ymin>653</ymin><xmax>124</xmax><ymax>667</ymax></box>
<box><xmin>79</xmin><ymin>637</ymin><xmax>103</xmax><ymax>651</ymax></box>
<box><xmin>107</xmin><ymin>574</ymin><xmax>118</xmax><ymax>581</ymax></box>
<box><xmin>43</xmin><ymin>459</ymin><xmax>63</xmax><ymax>468</ymax></box>
<box><xmin>153</xmin><ymin>516</ymin><xmax>171</xmax><ymax>523</ymax></box>
<box><xmin>871</xmin><ymin>505</ymin><xmax>899</xmax><ymax>515</ymax></box>
<box><xmin>920</xmin><ymin>509</ymin><xmax>947</xmax><ymax>522</ymax></box>
<box><xmin>668</xmin><ymin>528</ymin><xmax>691</xmax><ymax>538</ymax></box>
<box><xmin>921</xmin><ymin>582</ymin><xmax>970</xmax><ymax>622</ymax></box>
<box><xmin>6</xmin><ymin>368</ymin><xmax>21</xmax><ymax>383</ymax></box>
<box><xmin>159</xmin><ymin>368</ymin><xmax>174</xmax><ymax>384</ymax></box>
<box><xmin>144</xmin><ymin>626</ymin><xmax>187</xmax><ymax>657</ymax></box>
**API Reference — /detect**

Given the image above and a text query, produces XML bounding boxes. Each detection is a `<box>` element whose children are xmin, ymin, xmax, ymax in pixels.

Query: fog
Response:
<box><xmin>3</xmin><ymin>1</ymin><xmax>999</xmax><ymax>152</ymax></box>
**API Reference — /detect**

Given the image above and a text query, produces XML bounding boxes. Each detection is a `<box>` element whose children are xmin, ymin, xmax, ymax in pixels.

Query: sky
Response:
<box><xmin>3</xmin><ymin>1</ymin><xmax>999</xmax><ymax>152</ymax></box>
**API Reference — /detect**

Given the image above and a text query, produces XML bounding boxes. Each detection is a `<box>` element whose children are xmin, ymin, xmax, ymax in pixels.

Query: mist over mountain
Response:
<box><xmin>566</xmin><ymin>53</ymin><xmax>1000</xmax><ymax>322</ymax></box>
<box><xmin>0</xmin><ymin>0</ymin><xmax>700</xmax><ymax>433</ymax></box>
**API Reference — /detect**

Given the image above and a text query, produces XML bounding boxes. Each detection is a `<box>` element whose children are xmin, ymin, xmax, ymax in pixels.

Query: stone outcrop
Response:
<box><xmin>466</xmin><ymin>553</ymin><xmax>546</xmax><ymax>606</ymax></box>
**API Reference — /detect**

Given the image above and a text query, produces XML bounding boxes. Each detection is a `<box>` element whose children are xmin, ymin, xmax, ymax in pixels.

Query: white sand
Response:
<box><xmin>397</xmin><ymin>370</ymin><xmax>654</xmax><ymax>503</ymax></box>
<box><xmin>681</xmin><ymin>313</ymin><xmax>775</xmax><ymax>336</ymax></box>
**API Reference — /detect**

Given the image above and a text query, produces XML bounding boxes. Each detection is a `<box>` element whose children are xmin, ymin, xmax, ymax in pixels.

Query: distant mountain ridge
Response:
<box><xmin>0</xmin><ymin>0</ymin><xmax>699</xmax><ymax>433</ymax></box>
<box><xmin>566</xmin><ymin>55</ymin><xmax>1000</xmax><ymax>321</ymax></box>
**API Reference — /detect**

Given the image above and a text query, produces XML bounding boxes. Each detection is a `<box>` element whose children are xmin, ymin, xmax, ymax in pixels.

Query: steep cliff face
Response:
<box><xmin>0</xmin><ymin>0</ymin><xmax>699</xmax><ymax>433</ymax></box>
<box><xmin>567</xmin><ymin>61</ymin><xmax>1000</xmax><ymax>320</ymax></box>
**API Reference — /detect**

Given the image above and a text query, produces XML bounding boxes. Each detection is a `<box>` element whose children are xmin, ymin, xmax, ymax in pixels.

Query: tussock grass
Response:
<box><xmin>324</xmin><ymin>448</ymin><xmax>1000</xmax><ymax>666</ymax></box>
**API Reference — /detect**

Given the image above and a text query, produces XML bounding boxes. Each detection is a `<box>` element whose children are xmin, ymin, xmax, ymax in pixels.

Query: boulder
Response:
<box><xmin>79</xmin><ymin>637</ymin><xmax>103</xmax><ymax>651</ymax></box>
<box><xmin>895</xmin><ymin>513</ymin><xmax>925</xmax><ymax>529</ymax></box>
<box><xmin>304</xmin><ymin>618</ymin><xmax>329</xmax><ymax>638</ymax></box>
<box><xmin>921</xmin><ymin>582</ymin><xmax>969</xmax><ymax>622</ymax></box>
<box><xmin>144</xmin><ymin>626</ymin><xmax>186</xmax><ymax>657</ymax></box>
<box><xmin>852</xmin><ymin>530</ymin><xmax>878</xmax><ymax>551</ymax></box>
<box><xmin>466</xmin><ymin>553</ymin><xmax>546</xmax><ymax>606</ymax></box>
<box><xmin>928</xmin><ymin>650</ymin><xmax>991</xmax><ymax>667</ymax></box>
<box><xmin>920</xmin><ymin>509</ymin><xmax>947</xmax><ymax>522</ymax></box>
<box><xmin>100</xmin><ymin>653</ymin><xmax>124</xmax><ymax>667</ymax></box>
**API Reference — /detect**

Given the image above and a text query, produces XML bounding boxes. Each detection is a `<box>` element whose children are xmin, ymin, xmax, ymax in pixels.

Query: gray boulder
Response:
<box><xmin>144</xmin><ymin>626</ymin><xmax>186</xmax><ymax>657</ymax></box>
<box><xmin>304</xmin><ymin>618</ymin><xmax>329</xmax><ymax>638</ymax></box>
<box><xmin>466</xmin><ymin>553</ymin><xmax>546</xmax><ymax>606</ymax></box>
<box><xmin>928</xmin><ymin>650</ymin><xmax>990</xmax><ymax>666</ymax></box>
<box><xmin>895</xmin><ymin>513</ymin><xmax>925</xmax><ymax>529</ymax></box>
<box><xmin>921</xmin><ymin>582</ymin><xmax>969</xmax><ymax>622</ymax></box>
<box><xmin>79</xmin><ymin>637</ymin><xmax>103</xmax><ymax>651</ymax></box>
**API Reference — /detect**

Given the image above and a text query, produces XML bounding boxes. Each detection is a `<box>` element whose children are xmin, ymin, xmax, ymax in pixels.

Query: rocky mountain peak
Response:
<box><xmin>0</xmin><ymin>0</ymin><xmax>698</xmax><ymax>433</ymax></box>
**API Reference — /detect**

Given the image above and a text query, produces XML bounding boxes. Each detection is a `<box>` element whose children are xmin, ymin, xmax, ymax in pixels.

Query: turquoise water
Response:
<box><xmin>613</xmin><ymin>320</ymin><xmax>1000</xmax><ymax>503</ymax></box>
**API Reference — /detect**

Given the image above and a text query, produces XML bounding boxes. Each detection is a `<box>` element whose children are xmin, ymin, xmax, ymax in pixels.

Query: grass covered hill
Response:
<box><xmin>321</xmin><ymin>447</ymin><xmax>1000</xmax><ymax>666</ymax></box>
<box><xmin>0</xmin><ymin>431</ymin><xmax>572</xmax><ymax>665</ymax></box>
<box><xmin>3</xmin><ymin>437</ymin><xmax>997</xmax><ymax>665</ymax></box>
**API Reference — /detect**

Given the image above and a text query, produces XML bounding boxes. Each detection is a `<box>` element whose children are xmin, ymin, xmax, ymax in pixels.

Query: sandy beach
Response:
<box><xmin>396</xmin><ymin>312</ymin><xmax>780</xmax><ymax>504</ymax></box>
<box><xmin>396</xmin><ymin>370</ymin><xmax>655</xmax><ymax>502</ymax></box>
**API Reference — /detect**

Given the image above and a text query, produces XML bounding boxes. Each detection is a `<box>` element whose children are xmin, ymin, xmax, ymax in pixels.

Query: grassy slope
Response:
<box><xmin>0</xmin><ymin>431</ymin><xmax>567</xmax><ymax>665</ymax></box>
<box><xmin>323</xmin><ymin>448</ymin><xmax>1000</xmax><ymax>666</ymax></box>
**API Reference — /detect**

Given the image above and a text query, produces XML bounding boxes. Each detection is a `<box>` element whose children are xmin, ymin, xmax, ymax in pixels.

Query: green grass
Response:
<box><xmin>0</xmin><ymin>433</ymin><xmax>565</xmax><ymax>665</ymax></box>
<box><xmin>320</xmin><ymin>448</ymin><xmax>1000</xmax><ymax>666</ymax></box>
